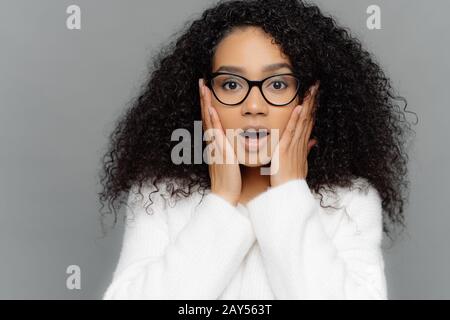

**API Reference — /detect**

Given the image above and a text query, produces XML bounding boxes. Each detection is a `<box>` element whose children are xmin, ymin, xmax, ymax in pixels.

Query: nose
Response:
<box><xmin>241</xmin><ymin>86</ymin><xmax>269</xmax><ymax>116</ymax></box>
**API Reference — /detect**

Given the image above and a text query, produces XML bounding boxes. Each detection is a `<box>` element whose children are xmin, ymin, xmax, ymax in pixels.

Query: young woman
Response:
<box><xmin>99</xmin><ymin>0</ymin><xmax>416</xmax><ymax>299</ymax></box>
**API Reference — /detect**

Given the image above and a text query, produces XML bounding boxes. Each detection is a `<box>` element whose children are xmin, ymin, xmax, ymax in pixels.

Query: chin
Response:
<box><xmin>237</xmin><ymin>152</ymin><xmax>272</xmax><ymax>167</ymax></box>
<box><xmin>239</xmin><ymin>161</ymin><xmax>262</xmax><ymax>167</ymax></box>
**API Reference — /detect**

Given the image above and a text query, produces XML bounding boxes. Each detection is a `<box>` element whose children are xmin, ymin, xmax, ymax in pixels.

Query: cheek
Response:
<box><xmin>272</xmin><ymin>108</ymin><xmax>296</xmax><ymax>136</ymax></box>
<box><xmin>214</xmin><ymin>107</ymin><xmax>239</xmax><ymax>130</ymax></box>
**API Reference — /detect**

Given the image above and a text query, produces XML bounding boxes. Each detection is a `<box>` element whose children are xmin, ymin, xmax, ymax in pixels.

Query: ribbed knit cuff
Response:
<box><xmin>247</xmin><ymin>178</ymin><xmax>316</xmax><ymax>216</ymax></box>
<box><xmin>245</xmin><ymin>179</ymin><xmax>318</xmax><ymax>253</ymax></box>
<box><xmin>195</xmin><ymin>192</ymin><xmax>254</xmax><ymax>237</ymax></box>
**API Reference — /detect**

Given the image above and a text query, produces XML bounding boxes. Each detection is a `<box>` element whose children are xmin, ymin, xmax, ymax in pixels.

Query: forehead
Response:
<box><xmin>212</xmin><ymin>26</ymin><xmax>292</xmax><ymax>75</ymax></box>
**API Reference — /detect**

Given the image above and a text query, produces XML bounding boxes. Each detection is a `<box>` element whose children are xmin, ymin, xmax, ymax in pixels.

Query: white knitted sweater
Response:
<box><xmin>102</xmin><ymin>177</ymin><xmax>387</xmax><ymax>300</ymax></box>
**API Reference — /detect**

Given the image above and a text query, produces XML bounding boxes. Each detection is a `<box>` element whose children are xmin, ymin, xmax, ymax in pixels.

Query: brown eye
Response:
<box><xmin>222</xmin><ymin>80</ymin><xmax>242</xmax><ymax>91</ymax></box>
<box><xmin>269</xmin><ymin>80</ymin><xmax>288</xmax><ymax>90</ymax></box>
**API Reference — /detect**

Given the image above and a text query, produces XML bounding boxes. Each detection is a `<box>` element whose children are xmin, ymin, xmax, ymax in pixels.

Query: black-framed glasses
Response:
<box><xmin>205</xmin><ymin>72</ymin><xmax>300</xmax><ymax>107</ymax></box>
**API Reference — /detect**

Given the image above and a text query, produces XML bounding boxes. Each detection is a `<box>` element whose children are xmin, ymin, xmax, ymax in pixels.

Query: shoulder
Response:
<box><xmin>312</xmin><ymin>177</ymin><xmax>381</xmax><ymax>210</ymax></box>
<box><xmin>126</xmin><ymin>177</ymin><xmax>202</xmax><ymax>209</ymax></box>
<box><xmin>339</xmin><ymin>178</ymin><xmax>383</xmax><ymax>242</ymax></box>
<box><xmin>312</xmin><ymin>177</ymin><xmax>383</xmax><ymax>237</ymax></box>
<box><xmin>125</xmin><ymin>179</ymin><xmax>168</xmax><ymax>218</ymax></box>
<box><xmin>124</xmin><ymin>178</ymin><xmax>206</xmax><ymax>230</ymax></box>
<box><xmin>343</xmin><ymin>177</ymin><xmax>383</xmax><ymax>229</ymax></box>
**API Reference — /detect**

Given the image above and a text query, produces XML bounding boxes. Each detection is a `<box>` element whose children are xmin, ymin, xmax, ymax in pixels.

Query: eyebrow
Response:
<box><xmin>214</xmin><ymin>62</ymin><xmax>293</xmax><ymax>74</ymax></box>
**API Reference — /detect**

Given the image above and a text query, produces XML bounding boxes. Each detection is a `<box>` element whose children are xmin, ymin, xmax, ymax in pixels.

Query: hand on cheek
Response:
<box><xmin>199</xmin><ymin>79</ymin><xmax>242</xmax><ymax>206</ymax></box>
<box><xmin>269</xmin><ymin>82</ymin><xmax>319</xmax><ymax>187</ymax></box>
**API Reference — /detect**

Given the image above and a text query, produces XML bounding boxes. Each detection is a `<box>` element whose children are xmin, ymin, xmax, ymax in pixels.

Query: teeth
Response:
<box><xmin>240</xmin><ymin>129</ymin><xmax>269</xmax><ymax>138</ymax></box>
<box><xmin>246</xmin><ymin>131</ymin><xmax>258</xmax><ymax>138</ymax></box>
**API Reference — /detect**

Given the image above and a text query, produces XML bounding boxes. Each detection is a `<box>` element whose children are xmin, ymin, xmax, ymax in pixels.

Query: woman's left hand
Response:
<box><xmin>270</xmin><ymin>82</ymin><xmax>320</xmax><ymax>187</ymax></box>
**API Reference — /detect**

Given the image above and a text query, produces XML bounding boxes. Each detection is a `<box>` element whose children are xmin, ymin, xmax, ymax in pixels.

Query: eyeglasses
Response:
<box><xmin>205</xmin><ymin>72</ymin><xmax>300</xmax><ymax>107</ymax></box>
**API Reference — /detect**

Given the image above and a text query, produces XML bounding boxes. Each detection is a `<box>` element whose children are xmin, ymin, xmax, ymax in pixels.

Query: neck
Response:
<box><xmin>239</xmin><ymin>165</ymin><xmax>271</xmax><ymax>205</ymax></box>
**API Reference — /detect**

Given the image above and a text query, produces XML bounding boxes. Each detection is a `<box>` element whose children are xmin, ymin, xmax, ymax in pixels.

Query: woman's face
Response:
<box><xmin>209</xmin><ymin>26</ymin><xmax>302</xmax><ymax>167</ymax></box>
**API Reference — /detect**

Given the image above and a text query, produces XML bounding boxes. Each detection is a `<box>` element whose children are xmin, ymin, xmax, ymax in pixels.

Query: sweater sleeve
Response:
<box><xmin>102</xmin><ymin>188</ymin><xmax>255</xmax><ymax>300</ymax></box>
<box><xmin>245</xmin><ymin>178</ymin><xmax>387</xmax><ymax>300</ymax></box>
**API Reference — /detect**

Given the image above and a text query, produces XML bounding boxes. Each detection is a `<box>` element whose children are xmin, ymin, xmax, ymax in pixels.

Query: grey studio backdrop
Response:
<box><xmin>0</xmin><ymin>0</ymin><xmax>448</xmax><ymax>299</ymax></box>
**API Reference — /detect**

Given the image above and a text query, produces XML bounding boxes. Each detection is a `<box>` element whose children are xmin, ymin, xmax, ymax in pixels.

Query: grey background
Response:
<box><xmin>0</xmin><ymin>0</ymin><xmax>448</xmax><ymax>299</ymax></box>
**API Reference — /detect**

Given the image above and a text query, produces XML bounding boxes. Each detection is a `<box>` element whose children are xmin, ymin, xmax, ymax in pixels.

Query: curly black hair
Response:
<box><xmin>98</xmin><ymin>0</ymin><xmax>418</xmax><ymax>239</ymax></box>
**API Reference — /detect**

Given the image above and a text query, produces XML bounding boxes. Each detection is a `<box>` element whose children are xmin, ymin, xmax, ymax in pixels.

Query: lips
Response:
<box><xmin>238</xmin><ymin>126</ymin><xmax>270</xmax><ymax>153</ymax></box>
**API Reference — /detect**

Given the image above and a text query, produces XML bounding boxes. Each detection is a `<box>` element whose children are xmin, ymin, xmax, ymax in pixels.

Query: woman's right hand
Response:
<box><xmin>199</xmin><ymin>78</ymin><xmax>242</xmax><ymax>206</ymax></box>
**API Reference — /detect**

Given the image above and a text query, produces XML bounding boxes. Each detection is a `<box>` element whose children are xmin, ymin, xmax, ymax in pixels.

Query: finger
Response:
<box><xmin>304</xmin><ymin>109</ymin><xmax>314</xmax><ymax>140</ymax></box>
<box><xmin>292</xmin><ymin>82</ymin><xmax>318</xmax><ymax>145</ymax></box>
<box><xmin>208</xmin><ymin>105</ymin><xmax>225</xmax><ymax>145</ymax></box>
<box><xmin>199</xmin><ymin>79</ymin><xmax>208</xmax><ymax>132</ymax></box>
<box><xmin>198</xmin><ymin>79</ymin><xmax>205</xmax><ymax>120</ymax></box>
<box><xmin>204</xmin><ymin>83</ymin><xmax>224</xmax><ymax>135</ymax></box>
<box><xmin>292</xmin><ymin>101</ymin><xmax>309</xmax><ymax>146</ymax></box>
<box><xmin>280</xmin><ymin>105</ymin><xmax>302</xmax><ymax>147</ymax></box>
<box><xmin>302</xmin><ymin>113</ymin><xmax>315</xmax><ymax>152</ymax></box>
<box><xmin>200</xmin><ymin>80</ymin><xmax>217</xmax><ymax>147</ymax></box>
<box><xmin>200</xmin><ymin>79</ymin><xmax>213</xmax><ymax>131</ymax></box>
<box><xmin>209</xmin><ymin>105</ymin><xmax>225</xmax><ymax>136</ymax></box>
<box><xmin>304</xmin><ymin>82</ymin><xmax>319</xmax><ymax>116</ymax></box>
<box><xmin>303</xmin><ymin>83</ymin><xmax>319</xmax><ymax>144</ymax></box>
<box><xmin>308</xmin><ymin>82</ymin><xmax>320</xmax><ymax>114</ymax></box>
<box><xmin>209</xmin><ymin>106</ymin><xmax>235</xmax><ymax>163</ymax></box>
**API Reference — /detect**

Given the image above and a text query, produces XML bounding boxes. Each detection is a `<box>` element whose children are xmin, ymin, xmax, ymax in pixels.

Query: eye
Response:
<box><xmin>222</xmin><ymin>80</ymin><xmax>242</xmax><ymax>91</ymax></box>
<box><xmin>268</xmin><ymin>80</ymin><xmax>288</xmax><ymax>90</ymax></box>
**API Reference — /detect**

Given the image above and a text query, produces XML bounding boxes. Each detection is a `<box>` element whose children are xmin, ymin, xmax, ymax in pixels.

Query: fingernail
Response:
<box><xmin>198</xmin><ymin>79</ymin><xmax>203</xmax><ymax>96</ymax></box>
<box><xmin>208</xmin><ymin>107</ymin><xmax>213</xmax><ymax>116</ymax></box>
<box><xmin>296</xmin><ymin>105</ymin><xmax>302</xmax><ymax>114</ymax></box>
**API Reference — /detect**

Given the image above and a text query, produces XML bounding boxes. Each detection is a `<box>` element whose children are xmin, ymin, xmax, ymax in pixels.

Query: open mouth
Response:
<box><xmin>238</xmin><ymin>128</ymin><xmax>271</xmax><ymax>153</ymax></box>
<box><xmin>239</xmin><ymin>129</ymin><xmax>270</xmax><ymax>139</ymax></box>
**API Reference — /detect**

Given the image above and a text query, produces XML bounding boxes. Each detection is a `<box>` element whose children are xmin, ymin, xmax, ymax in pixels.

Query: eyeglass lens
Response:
<box><xmin>211</xmin><ymin>74</ymin><xmax>299</xmax><ymax>105</ymax></box>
